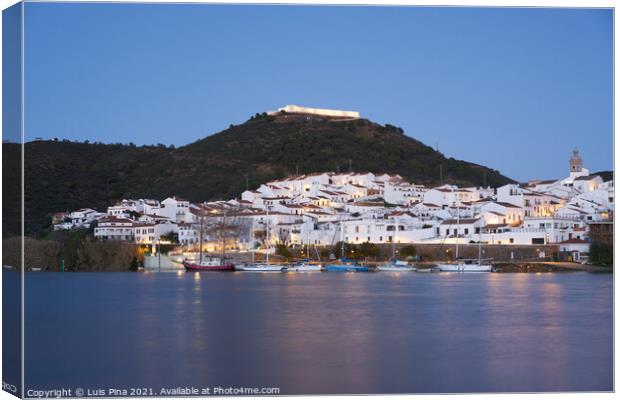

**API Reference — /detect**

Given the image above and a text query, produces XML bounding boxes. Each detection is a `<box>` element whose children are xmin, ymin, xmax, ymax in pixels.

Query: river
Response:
<box><xmin>17</xmin><ymin>271</ymin><xmax>613</xmax><ymax>395</ymax></box>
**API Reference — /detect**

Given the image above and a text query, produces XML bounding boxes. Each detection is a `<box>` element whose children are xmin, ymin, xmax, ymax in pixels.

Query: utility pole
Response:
<box><xmin>336</xmin><ymin>163</ymin><xmax>340</xmax><ymax>174</ymax></box>
<box><xmin>439</xmin><ymin>164</ymin><xmax>443</xmax><ymax>183</ymax></box>
<box><xmin>245</xmin><ymin>174</ymin><xmax>249</xmax><ymax>191</ymax></box>
<box><xmin>348</xmin><ymin>159</ymin><xmax>352</xmax><ymax>172</ymax></box>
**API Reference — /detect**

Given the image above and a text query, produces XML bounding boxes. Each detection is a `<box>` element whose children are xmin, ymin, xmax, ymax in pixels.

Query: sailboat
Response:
<box><xmin>436</xmin><ymin>195</ymin><xmax>492</xmax><ymax>273</ymax></box>
<box><xmin>324</xmin><ymin>219</ymin><xmax>370</xmax><ymax>272</ymax></box>
<box><xmin>288</xmin><ymin>221</ymin><xmax>322</xmax><ymax>272</ymax></box>
<box><xmin>377</xmin><ymin>216</ymin><xmax>414</xmax><ymax>272</ymax></box>
<box><xmin>236</xmin><ymin>208</ymin><xmax>287</xmax><ymax>272</ymax></box>
<box><xmin>184</xmin><ymin>212</ymin><xmax>235</xmax><ymax>271</ymax></box>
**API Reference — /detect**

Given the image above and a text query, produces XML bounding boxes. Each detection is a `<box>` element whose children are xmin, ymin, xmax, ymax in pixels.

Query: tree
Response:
<box><xmin>357</xmin><ymin>242</ymin><xmax>380</xmax><ymax>258</ymax></box>
<box><xmin>333</xmin><ymin>241</ymin><xmax>356</xmax><ymax>259</ymax></box>
<box><xmin>589</xmin><ymin>242</ymin><xmax>613</xmax><ymax>266</ymax></box>
<box><xmin>129</xmin><ymin>256</ymin><xmax>140</xmax><ymax>271</ymax></box>
<box><xmin>400</xmin><ymin>245</ymin><xmax>417</xmax><ymax>258</ymax></box>
<box><xmin>275</xmin><ymin>244</ymin><xmax>292</xmax><ymax>259</ymax></box>
<box><xmin>160</xmin><ymin>230</ymin><xmax>179</xmax><ymax>244</ymax></box>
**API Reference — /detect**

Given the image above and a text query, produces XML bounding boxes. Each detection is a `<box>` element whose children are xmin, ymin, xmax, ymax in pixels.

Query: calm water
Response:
<box><xmin>21</xmin><ymin>271</ymin><xmax>612</xmax><ymax>395</ymax></box>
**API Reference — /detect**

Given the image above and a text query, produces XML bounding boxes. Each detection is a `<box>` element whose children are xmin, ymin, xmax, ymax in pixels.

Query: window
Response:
<box><xmin>464</xmin><ymin>228</ymin><xmax>469</xmax><ymax>235</ymax></box>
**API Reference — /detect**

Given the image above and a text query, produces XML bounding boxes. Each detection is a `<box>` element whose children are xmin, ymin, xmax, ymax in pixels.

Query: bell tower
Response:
<box><xmin>569</xmin><ymin>148</ymin><xmax>583</xmax><ymax>173</ymax></box>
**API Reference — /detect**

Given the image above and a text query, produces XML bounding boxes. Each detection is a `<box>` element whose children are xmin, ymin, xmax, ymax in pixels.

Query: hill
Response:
<box><xmin>4</xmin><ymin>111</ymin><xmax>513</xmax><ymax>236</ymax></box>
<box><xmin>592</xmin><ymin>170</ymin><xmax>613</xmax><ymax>182</ymax></box>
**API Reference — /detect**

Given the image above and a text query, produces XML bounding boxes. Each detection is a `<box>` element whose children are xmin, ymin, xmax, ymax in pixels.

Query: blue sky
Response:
<box><xmin>21</xmin><ymin>3</ymin><xmax>613</xmax><ymax>181</ymax></box>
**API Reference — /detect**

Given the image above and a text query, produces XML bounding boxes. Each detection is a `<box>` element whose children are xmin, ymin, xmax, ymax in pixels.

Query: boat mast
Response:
<box><xmin>478</xmin><ymin>227</ymin><xmax>482</xmax><ymax>265</ymax></box>
<box><xmin>199</xmin><ymin>214</ymin><xmax>204</xmax><ymax>264</ymax></box>
<box><xmin>455</xmin><ymin>190</ymin><xmax>460</xmax><ymax>260</ymax></box>
<box><xmin>392</xmin><ymin>216</ymin><xmax>397</xmax><ymax>260</ymax></box>
<box><xmin>221</xmin><ymin>211</ymin><xmax>227</xmax><ymax>262</ymax></box>
<box><xmin>340</xmin><ymin>219</ymin><xmax>344</xmax><ymax>259</ymax></box>
<box><xmin>250</xmin><ymin>218</ymin><xmax>255</xmax><ymax>264</ymax></box>
<box><xmin>306</xmin><ymin>219</ymin><xmax>310</xmax><ymax>260</ymax></box>
<box><xmin>266</xmin><ymin>207</ymin><xmax>270</xmax><ymax>265</ymax></box>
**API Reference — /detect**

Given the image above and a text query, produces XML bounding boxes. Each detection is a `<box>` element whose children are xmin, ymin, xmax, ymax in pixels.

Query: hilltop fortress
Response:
<box><xmin>268</xmin><ymin>105</ymin><xmax>360</xmax><ymax>119</ymax></box>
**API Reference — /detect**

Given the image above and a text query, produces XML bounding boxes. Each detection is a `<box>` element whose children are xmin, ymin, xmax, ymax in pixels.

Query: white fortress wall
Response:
<box><xmin>268</xmin><ymin>104</ymin><xmax>360</xmax><ymax>119</ymax></box>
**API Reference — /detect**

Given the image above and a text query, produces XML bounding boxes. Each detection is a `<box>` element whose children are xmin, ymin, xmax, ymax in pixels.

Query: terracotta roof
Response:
<box><xmin>132</xmin><ymin>223</ymin><xmax>155</xmax><ymax>228</ymax></box>
<box><xmin>98</xmin><ymin>216</ymin><xmax>134</xmax><ymax>224</ymax></box>
<box><xmin>440</xmin><ymin>218</ymin><xmax>480</xmax><ymax>225</ymax></box>
<box><xmin>494</xmin><ymin>201</ymin><xmax>521</xmax><ymax>209</ymax></box>
<box><xmin>559</xmin><ymin>238</ymin><xmax>589</xmax><ymax>244</ymax></box>
<box><xmin>483</xmin><ymin>223</ymin><xmax>509</xmax><ymax>229</ymax></box>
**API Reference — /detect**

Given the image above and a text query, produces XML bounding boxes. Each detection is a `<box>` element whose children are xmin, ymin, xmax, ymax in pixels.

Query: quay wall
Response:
<box><xmin>282</xmin><ymin>243</ymin><xmax>561</xmax><ymax>262</ymax></box>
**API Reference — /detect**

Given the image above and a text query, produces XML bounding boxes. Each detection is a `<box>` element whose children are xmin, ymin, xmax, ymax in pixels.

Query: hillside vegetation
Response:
<box><xmin>4</xmin><ymin>112</ymin><xmax>513</xmax><ymax>236</ymax></box>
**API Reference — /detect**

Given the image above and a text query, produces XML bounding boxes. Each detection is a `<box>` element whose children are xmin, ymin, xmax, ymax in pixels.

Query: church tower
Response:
<box><xmin>569</xmin><ymin>148</ymin><xmax>583</xmax><ymax>173</ymax></box>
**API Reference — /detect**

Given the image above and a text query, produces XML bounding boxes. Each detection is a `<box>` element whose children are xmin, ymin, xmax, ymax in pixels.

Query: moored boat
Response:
<box><xmin>436</xmin><ymin>261</ymin><xmax>492</xmax><ymax>273</ymax></box>
<box><xmin>235</xmin><ymin>263</ymin><xmax>288</xmax><ymax>272</ymax></box>
<box><xmin>324</xmin><ymin>259</ymin><xmax>370</xmax><ymax>272</ymax></box>
<box><xmin>377</xmin><ymin>260</ymin><xmax>414</xmax><ymax>272</ymax></box>
<box><xmin>287</xmin><ymin>261</ymin><xmax>322</xmax><ymax>272</ymax></box>
<box><xmin>437</xmin><ymin>195</ymin><xmax>492</xmax><ymax>273</ymax></box>
<box><xmin>183</xmin><ymin>257</ymin><xmax>235</xmax><ymax>271</ymax></box>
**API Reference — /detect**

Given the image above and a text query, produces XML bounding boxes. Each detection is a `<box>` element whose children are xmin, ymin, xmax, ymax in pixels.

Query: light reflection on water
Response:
<box><xmin>23</xmin><ymin>272</ymin><xmax>612</xmax><ymax>394</ymax></box>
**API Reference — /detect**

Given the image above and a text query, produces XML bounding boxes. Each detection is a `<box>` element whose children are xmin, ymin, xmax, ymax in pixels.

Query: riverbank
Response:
<box><xmin>378</xmin><ymin>261</ymin><xmax>611</xmax><ymax>273</ymax></box>
<box><xmin>490</xmin><ymin>262</ymin><xmax>611</xmax><ymax>273</ymax></box>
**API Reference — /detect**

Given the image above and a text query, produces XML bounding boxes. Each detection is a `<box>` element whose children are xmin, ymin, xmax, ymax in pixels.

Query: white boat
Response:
<box><xmin>436</xmin><ymin>261</ymin><xmax>492</xmax><ymax>272</ymax></box>
<box><xmin>236</xmin><ymin>208</ymin><xmax>287</xmax><ymax>272</ymax></box>
<box><xmin>235</xmin><ymin>263</ymin><xmax>287</xmax><ymax>272</ymax></box>
<box><xmin>287</xmin><ymin>262</ymin><xmax>322</xmax><ymax>272</ymax></box>
<box><xmin>437</xmin><ymin>196</ymin><xmax>492</xmax><ymax>273</ymax></box>
<box><xmin>377</xmin><ymin>260</ymin><xmax>414</xmax><ymax>272</ymax></box>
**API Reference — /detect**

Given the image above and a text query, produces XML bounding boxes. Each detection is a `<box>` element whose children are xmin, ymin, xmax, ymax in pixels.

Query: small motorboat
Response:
<box><xmin>324</xmin><ymin>258</ymin><xmax>370</xmax><ymax>272</ymax></box>
<box><xmin>287</xmin><ymin>261</ymin><xmax>322</xmax><ymax>272</ymax></box>
<box><xmin>235</xmin><ymin>263</ymin><xmax>288</xmax><ymax>272</ymax></box>
<box><xmin>377</xmin><ymin>260</ymin><xmax>414</xmax><ymax>272</ymax></box>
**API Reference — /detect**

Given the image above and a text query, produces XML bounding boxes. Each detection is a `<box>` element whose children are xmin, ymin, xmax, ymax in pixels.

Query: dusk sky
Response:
<box><xmin>21</xmin><ymin>3</ymin><xmax>613</xmax><ymax>182</ymax></box>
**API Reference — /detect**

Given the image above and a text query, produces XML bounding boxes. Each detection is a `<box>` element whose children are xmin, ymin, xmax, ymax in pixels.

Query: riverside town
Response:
<box><xmin>42</xmin><ymin>107</ymin><xmax>613</xmax><ymax>273</ymax></box>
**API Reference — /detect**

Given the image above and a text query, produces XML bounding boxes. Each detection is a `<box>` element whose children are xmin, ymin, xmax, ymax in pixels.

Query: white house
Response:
<box><xmin>158</xmin><ymin>196</ymin><xmax>191</xmax><ymax>222</ymax></box>
<box><xmin>558</xmin><ymin>238</ymin><xmax>590</xmax><ymax>262</ymax></box>
<box><xmin>94</xmin><ymin>216</ymin><xmax>135</xmax><ymax>241</ymax></box>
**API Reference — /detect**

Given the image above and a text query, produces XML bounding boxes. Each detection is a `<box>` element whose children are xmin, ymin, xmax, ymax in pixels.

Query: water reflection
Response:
<box><xmin>23</xmin><ymin>272</ymin><xmax>613</xmax><ymax>394</ymax></box>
